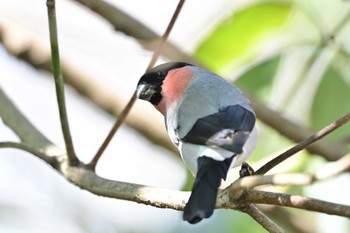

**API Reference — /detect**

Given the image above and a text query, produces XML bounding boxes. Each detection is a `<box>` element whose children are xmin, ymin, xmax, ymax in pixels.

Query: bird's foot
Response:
<box><xmin>239</xmin><ymin>162</ymin><xmax>254</xmax><ymax>178</ymax></box>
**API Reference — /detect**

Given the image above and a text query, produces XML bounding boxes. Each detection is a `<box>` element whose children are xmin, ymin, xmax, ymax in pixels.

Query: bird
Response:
<box><xmin>136</xmin><ymin>62</ymin><xmax>257</xmax><ymax>224</ymax></box>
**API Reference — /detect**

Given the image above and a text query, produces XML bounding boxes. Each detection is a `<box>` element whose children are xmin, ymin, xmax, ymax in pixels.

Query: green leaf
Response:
<box><xmin>195</xmin><ymin>2</ymin><xmax>293</xmax><ymax>73</ymax></box>
<box><xmin>311</xmin><ymin>66</ymin><xmax>350</xmax><ymax>141</ymax></box>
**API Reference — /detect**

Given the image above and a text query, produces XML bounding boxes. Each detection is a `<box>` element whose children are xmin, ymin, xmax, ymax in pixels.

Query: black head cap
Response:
<box><xmin>136</xmin><ymin>62</ymin><xmax>192</xmax><ymax>105</ymax></box>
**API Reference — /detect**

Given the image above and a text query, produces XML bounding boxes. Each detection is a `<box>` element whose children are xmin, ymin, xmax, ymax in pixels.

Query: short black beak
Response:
<box><xmin>136</xmin><ymin>83</ymin><xmax>155</xmax><ymax>101</ymax></box>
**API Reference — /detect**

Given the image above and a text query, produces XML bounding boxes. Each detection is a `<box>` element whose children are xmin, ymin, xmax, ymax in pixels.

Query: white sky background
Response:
<box><xmin>0</xmin><ymin>0</ymin><xmax>247</xmax><ymax>232</ymax></box>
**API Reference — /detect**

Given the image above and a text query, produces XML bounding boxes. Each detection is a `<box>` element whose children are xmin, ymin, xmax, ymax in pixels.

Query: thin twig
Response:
<box><xmin>255</xmin><ymin>112</ymin><xmax>350</xmax><ymax>175</ymax></box>
<box><xmin>46</xmin><ymin>0</ymin><xmax>79</xmax><ymax>165</ymax></box>
<box><xmin>242</xmin><ymin>204</ymin><xmax>284</xmax><ymax>233</ymax></box>
<box><xmin>73</xmin><ymin>0</ymin><xmax>198</xmax><ymax>64</ymax></box>
<box><xmin>146</xmin><ymin>0</ymin><xmax>186</xmax><ymax>70</ymax></box>
<box><xmin>88</xmin><ymin>93</ymin><xmax>137</xmax><ymax>169</ymax></box>
<box><xmin>88</xmin><ymin>0</ymin><xmax>186</xmax><ymax>169</ymax></box>
<box><xmin>264</xmin><ymin>207</ymin><xmax>315</xmax><ymax>233</ymax></box>
<box><xmin>231</xmin><ymin>174</ymin><xmax>314</xmax><ymax>190</ymax></box>
<box><xmin>0</xmin><ymin>141</ymin><xmax>58</xmax><ymax>169</ymax></box>
<box><xmin>314</xmin><ymin>153</ymin><xmax>350</xmax><ymax>180</ymax></box>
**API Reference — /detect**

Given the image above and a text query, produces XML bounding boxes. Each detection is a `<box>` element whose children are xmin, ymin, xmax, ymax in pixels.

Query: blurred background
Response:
<box><xmin>1</xmin><ymin>0</ymin><xmax>350</xmax><ymax>232</ymax></box>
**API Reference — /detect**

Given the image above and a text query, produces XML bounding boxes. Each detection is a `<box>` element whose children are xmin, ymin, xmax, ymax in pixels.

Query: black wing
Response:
<box><xmin>181</xmin><ymin>105</ymin><xmax>255</xmax><ymax>154</ymax></box>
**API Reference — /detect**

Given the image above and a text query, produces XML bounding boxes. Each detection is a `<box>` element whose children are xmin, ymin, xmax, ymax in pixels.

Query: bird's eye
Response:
<box><xmin>156</xmin><ymin>71</ymin><xmax>166</xmax><ymax>79</ymax></box>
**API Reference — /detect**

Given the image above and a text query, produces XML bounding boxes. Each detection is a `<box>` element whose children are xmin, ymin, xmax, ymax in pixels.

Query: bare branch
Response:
<box><xmin>314</xmin><ymin>153</ymin><xmax>350</xmax><ymax>180</ymax></box>
<box><xmin>88</xmin><ymin>93</ymin><xmax>138</xmax><ymax>169</ymax></box>
<box><xmin>230</xmin><ymin>174</ymin><xmax>314</xmax><ymax>190</ymax></box>
<box><xmin>263</xmin><ymin>207</ymin><xmax>315</xmax><ymax>233</ymax></box>
<box><xmin>255</xmin><ymin>112</ymin><xmax>350</xmax><ymax>175</ymax></box>
<box><xmin>46</xmin><ymin>0</ymin><xmax>79</xmax><ymax>165</ymax></box>
<box><xmin>0</xmin><ymin>88</ymin><xmax>53</xmax><ymax>149</ymax></box>
<box><xmin>241</xmin><ymin>204</ymin><xmax>284</xmax><ymax>233</ymax></box>
<box><xmin>88</xmin><ymin>0</ymin><xmax>186</xmax><ymax>169</ymax></box>
<box><xmin>146</xmin><ymin>0</ymin><xmax>186</xmax><ymax>70</ymax></box>
<box><xmin>0</xmin><ymin>141</ymin><xmax>59</xmax><ymax>169</ymax></box>
<box><xmin>55</xmin><ymin>163</ymin><xmax>350</xmax><ymax>219</ymax></box>
<box><xmin>245</xmin><ymin>189</ymin><xmax>350</xmax><ymax>218</ymax></box>
<box><xmin>61</xmin><ymin>163</ymin><xmax>189</xmax><ymax>210</ymax></box>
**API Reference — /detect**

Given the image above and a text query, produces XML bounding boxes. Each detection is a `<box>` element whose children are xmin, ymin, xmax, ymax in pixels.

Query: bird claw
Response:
<box><xmin>239</xmin><ymin>162</ymin><xmax>254</xmax><ymax>178</ymax></box>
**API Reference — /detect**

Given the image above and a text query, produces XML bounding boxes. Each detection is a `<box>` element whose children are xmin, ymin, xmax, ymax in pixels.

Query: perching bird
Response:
<box><xmin>136</xmin><ymin>62</ymin><xmax>257</xmax><ymax>224</ymax></box>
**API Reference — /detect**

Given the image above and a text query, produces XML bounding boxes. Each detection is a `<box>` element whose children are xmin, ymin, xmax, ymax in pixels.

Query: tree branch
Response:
<box><xmin>146</xmin><ymin>0</ymin><xmax>186</xmax><ymax>71</ymax></box>
<box><xmin>46</xmin><ymin>0</ymin><xmax>79</xmax><ymax>165</ymax></box>
<box><xmin>263</xmin><ymin>207</ymin><xmax>315</xmax><ymax>233</ymax></box>
<box><xmin>231</xmin><ymin>174</ymin><xmax>314</xmax><ymax>190</ymax></box>
<box><xmin>0</xmin><ymin>141</ymin><xmax>59</xmax><ymax>169</ymax></box>
<box><xmin>0</xmin><ymin>88</ymin><xmax>54</xmax><ymax>150</ymax></box>
<box><xmin>314</xmin><ymin>153</ymin><xmax>350</xmax><ymax>180</ymax></box>
<box><xmin>255</xmin><ymin>111</ymin><xmax>350</xmax><ymax>175</ymax></box>
<box><xmin>61</xmin><ymin>163</ymin><xmax>189</xmax><ymax>210</ymax></box>
<box><xmin>245</xmin><ymin>189</ymin><xmax>350</xmax><ymax>218</ymax></box>
<box><xmin>241</xmin><ymin>204</ymin><xmax>284</xmax><ymax>233</ymax></box>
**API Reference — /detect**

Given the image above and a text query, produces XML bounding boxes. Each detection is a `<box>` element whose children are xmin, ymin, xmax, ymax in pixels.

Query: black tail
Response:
<box><xmin>183</xmin><ymin>156</ymin><xmax>234</xmax><ymax>224</ymax></box>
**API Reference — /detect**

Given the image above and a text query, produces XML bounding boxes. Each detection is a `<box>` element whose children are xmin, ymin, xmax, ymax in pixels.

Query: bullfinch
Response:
<box><xmin>136</xmin><ymin>62</ymin><xmax>257</xmax><ymax>224</ymax></box>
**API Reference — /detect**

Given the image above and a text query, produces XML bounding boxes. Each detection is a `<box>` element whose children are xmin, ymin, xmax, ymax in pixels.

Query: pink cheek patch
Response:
<box><xmin>163</xmin><ymin>67</ymin><xmax>192</xmax><ymax>102</ymax></box>
<box><xmin>155</xmin><ymin>66</ymin><xmax>192</xmax><ymax>114</ymax></box>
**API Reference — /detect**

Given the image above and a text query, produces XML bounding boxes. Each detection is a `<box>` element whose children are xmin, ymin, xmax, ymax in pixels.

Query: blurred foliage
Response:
<box><xmin>195</xmin><ymin>2</ymin><xmax>293</xmax><ymax>73</ymax></box>
<box><xmin>236</xmin><ymin>56</ymin><xmax>279</xmax><ymax>101</ymax></box>
<box><xmin>192</xmin><ymin>0</ymin><xmax>350</xmax><ymax>232</ymax></box>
